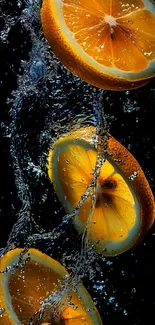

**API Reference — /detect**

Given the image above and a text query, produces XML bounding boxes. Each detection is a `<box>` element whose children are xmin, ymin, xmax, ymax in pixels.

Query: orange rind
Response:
<box><xmin>48</xmin><ymin>126</ymin><xmax>155</xmax><ymax>256</ymax></box>
<box><xmin>41</xmin><ymin>0</ymin><xmax>155</xmax><ymax>91</ymax></box>
<box><xmin>0</xmin><ymin>248</ymin><xmax>102</xmax><ymax>324</ymax></box>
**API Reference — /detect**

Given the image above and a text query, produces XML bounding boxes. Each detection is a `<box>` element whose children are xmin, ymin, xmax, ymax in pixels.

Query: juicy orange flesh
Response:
<box><xmin>62</xmin><ymin>0</ymin><xmax>155</xmax><ymax>71</ymax></box>
<box><xmin>8</xmin><ymin>260</ymin><xmax>64</xmax><ymax>324</ymax></box>
<box><xmin>57</xmin><ymin>144</ymin><xmax>136</xmax><ymax>242</ymax></box>
<box><xmin>7</xmin><ymin>259</ymin><xmax>94</xmax><ymax>325</ymax></box>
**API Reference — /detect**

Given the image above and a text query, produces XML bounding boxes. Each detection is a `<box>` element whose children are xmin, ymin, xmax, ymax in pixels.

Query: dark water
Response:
<box><xmin>0</xmin><ymin>1</ymin><xmax>155</xmax><ymax>324</ymax></box>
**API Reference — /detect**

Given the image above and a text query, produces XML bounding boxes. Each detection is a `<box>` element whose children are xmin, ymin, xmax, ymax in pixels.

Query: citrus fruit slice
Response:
<box><xmin>48</xmin><ymin>126</ymin><xmax>155</xmax><ymax>256</ymax></box>
<box><xmin>0</xmin><ymin>248</ymin><xmax>102</xmax><ymax>325</ymax></box>
<box><xmin>41</xmin><ymin>0</ymin><xmax>155</xmax><ymax>90</ymax></box>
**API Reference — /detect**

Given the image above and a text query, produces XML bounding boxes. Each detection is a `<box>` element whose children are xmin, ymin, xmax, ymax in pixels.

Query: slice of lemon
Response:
<box><xmin>48</xmin><ymin>126</ymin><xmax>155</xmax><ymax>256</ymax></box>
<box><xmin>0</xmin><ymin>248</ymin><xmax>102</xmax><ymax>325</ymax></box>
<box><xmin>41</xmin><ymin>0</ymin><xmax>155</xmax><ymax>90</ymax></box>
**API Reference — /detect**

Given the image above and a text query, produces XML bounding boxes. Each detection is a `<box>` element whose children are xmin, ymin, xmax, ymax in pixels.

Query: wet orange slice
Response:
<box><xmin>41</xmin><ymin>0</ymin><xmax>155</xmax><ymax>91</ymax></box>
<box><xmin>48</xmin><ymin>126</ymin><xmax>155</xmax><ymax>256</ymax></box>
<box><xmin>0</xmin><ymin>248</ymin><xmax>102</xmax><ymax>325</ymax></box>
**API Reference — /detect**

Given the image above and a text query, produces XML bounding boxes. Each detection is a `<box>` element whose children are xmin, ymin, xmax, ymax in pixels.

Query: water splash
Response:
<box><xmin>0</xmin><ymin>1</ymin><xmax>108</xmax><ymax>323</ymax></box>
<box><xmin>1</xmin><ymin>1</ymin><xmax>155</xmax><ymax>325</ymax></box>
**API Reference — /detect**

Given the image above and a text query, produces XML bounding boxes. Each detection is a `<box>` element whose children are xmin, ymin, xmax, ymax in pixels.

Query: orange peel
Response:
<box><xmin>48</xmin><ymin>126</ymin><xmax>155</xmax><ymax>256</ymax></box>
<box><xmin>41</xmin><ymin>0</ymin><xmax>155</xmax><ymax>90</ymax></box>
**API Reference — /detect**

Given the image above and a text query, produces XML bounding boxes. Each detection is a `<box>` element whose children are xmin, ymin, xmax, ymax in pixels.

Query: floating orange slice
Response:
<box><xmin>41</xmin><ymin>0</ymin><xmax>155</xmax><ymax>90</ymax></box>
<box><xmin>0</xmin><ymin>248</ymin><xmax>102</xmax><ymax>325</ymax></box>
<box><xmin>48</xmin><ymin>126</ymin><xmax>155</xmax><ymax>256</ymax></box>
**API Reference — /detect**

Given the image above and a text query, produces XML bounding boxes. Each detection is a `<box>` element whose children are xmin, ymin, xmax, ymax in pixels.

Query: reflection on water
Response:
<box><xmin>0</xmin><ymin>1</ymin><xmax>155</xmax><ymax>325</ymax></box>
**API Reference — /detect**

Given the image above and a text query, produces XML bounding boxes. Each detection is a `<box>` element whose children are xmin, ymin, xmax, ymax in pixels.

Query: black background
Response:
<box><xmin>0</xmin><ymin>1</ymin><xmax>155</xmax><ymax>325</ymax></box>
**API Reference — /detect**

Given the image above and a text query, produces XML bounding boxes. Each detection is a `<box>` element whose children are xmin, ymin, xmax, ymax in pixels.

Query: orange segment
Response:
<box><xmin>111</xmin><ymin>196</ymin><xmax>136</xmax><ymax>230</ymax></box>
<box><xmin>96</xmin><ymin>196</ymin><xmax>129</xmax><ymax>241</ymax></box>
<box><xmin>41</xmin><ymin>0</ymin><xmax>155</xmax><ymax>90</ymax></box>
<box><xmin>102</xmin><ymin>173</ymin><xmax>135</xmax><ymax>205</ymax></box>
<box><xmin>9</xmin><ymin>260</ymin><xmax>63</xmax><ymax>323</ymax></box>
<box><xmin>63</xmin><ymin>4</ymin><xmax>114</xmax><ymax>68</ymax></box>
<box><xmin>77</xmin><ymin>196</ymin><xmax>92</xmax><ymax>227</ymax></box>
<box><xmin>63</xmin><ymin>0</ymin><xmax>152</xmax><ymax>71</ymax></box>
<box><xmin>77</xmin><ymin>191</ymin><xmax>136</xmax><ymax>244</ymax></box>
<box><xmin>117</xmin><ymin>9</ymin><xmax>155</xmax><ymax>60</ymax></box>
<box><xmin>55</xmin><ymin>142</ymin><xmax>136</xmax><ymax>241</ymax></box>
<box><xmin>78</xmin><ymin>192</ymin><xmax>136</xmax><ymax>243</ymax></box>
<box><xmin>108</xmin><ymin>26</ymin><xmax>148</xmax><ymax>71</ymax></box>
<box><xmin>58</xmin><ymin>144</ymin><xmax>94</xmax><ymax>182</ymax></box>
<box><xmin>75</xmin><ymin>25</ymin><xmax>114</xmax><ymax>68</ymax></box>
<box><xmin>57</xmin><ymin>145</ymin><xmax>116</xmax><ymax>211</ymax></box>
<box><xmin>62</xmin><ymin>0</ymin><xmax>144</xmax><ymax>18</ymax></box>
<box><xmin>57</xmin><ymin>145</ymin><xmax>95</xmax><ymax>208</ymax></box>
<box><xmin>100</xmin><ymin>160</ymin><xmax>115</xmax><ymax>179</ymax></box>
<box><xmin>48</xmin><ymin>126</ymin><xmax>155</xmax><ymax>256</ymax></box>
<box><xmin>0</xmin><ymin>248</ymin><xmax>102</xmax><ymax>325</ymax></box>
<box><xmin>63</xmin><ymin>0</ymin><xmax>112</xmax><ymax>15</ymax></box>
<box><xmin>110</xmin><ymin>0</ymin><xmax>144</xmax><ymax>17</ymax></box>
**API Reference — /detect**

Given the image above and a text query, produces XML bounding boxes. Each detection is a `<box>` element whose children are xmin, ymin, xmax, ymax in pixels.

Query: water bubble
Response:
<box><xmin>29</xmin><ymin>59</ymin><xmax>46</xmax><ymax>82</ymax></box>
<box><xmin>0</xmin><ymin>308</ymin><xmax>5</xmax><ymax>316</ymax></box>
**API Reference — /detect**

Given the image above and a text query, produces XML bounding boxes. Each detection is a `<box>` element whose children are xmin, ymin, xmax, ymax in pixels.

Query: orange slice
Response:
<box><xmin>48</xmin><ymin>126</ymin><xmax>155</xmax><ymax>256</ymax></box>
<box><xmin>0</xmin><ymin>248</ymin><xmax>102</xmax><ymax>325</ymax></box>
<box><xmin>41</xmin><ymin>0</ymin><xmax>155</xmax><ymax>90</ymax></box>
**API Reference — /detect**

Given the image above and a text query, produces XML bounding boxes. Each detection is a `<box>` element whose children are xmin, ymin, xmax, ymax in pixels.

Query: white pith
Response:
<box><xmin>52</xmin><ymin>0</ymin><xmax>155</xmax><ymax>81</ymax></box>
<box><xmin>104</xmin><ymin>15</ymin><xmax>117</xmax><ymax>26</ymax></box>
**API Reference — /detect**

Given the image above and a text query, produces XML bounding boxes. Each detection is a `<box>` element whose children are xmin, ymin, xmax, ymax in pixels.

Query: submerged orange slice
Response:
<box><xmin>48</xmin><ymin>126</ymin><xmax>155</xmax><ymax>256</ymax></box>
<box><xmin>0</xmin><ymin>248</ymin><xmax>102</xmax><ymax>325</ymax></box>
<box><xmin>41</xmin><ymin>0</ymin><xmax>155</xmax><ymax>90</ymax></box>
